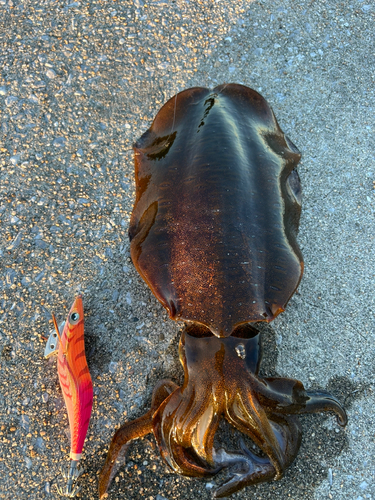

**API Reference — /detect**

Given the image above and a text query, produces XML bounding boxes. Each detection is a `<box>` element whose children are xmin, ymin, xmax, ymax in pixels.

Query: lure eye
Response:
<box><xmin>69</xmin><ymin>312</ymin><xmax>80</xmax><ymax>324</ymax></box>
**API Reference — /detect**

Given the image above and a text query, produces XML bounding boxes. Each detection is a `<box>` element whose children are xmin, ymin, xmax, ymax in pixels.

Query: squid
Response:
<box><xmin>99</xmin><ymin>84</ymin><xmax>347</xmax><ymax>497</ymax></box>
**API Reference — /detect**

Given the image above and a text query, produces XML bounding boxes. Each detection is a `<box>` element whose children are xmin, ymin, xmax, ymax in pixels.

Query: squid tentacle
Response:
<box><xmin>153</xmin><ymin>389</ymin><xmax>221</xmax><ymax>476</ymax></box>
<box><xmin>297</xmin><ymin>390</ymin><xmax>347</xmax><ymax>426</ymax></box>
<box><xmin>100</xmin><ymin>329</ymin><xmax>347</xmax><ymax>498</ymax></box>
<box><xmin>98</xmin><ymin>379</ymin><xmax>178</xmax><ymax>499</ymax></box>
<box><xmin>225</xmin><ymin>391</ymin><xmax>285</xmax><ymax>478</ymax></box>
<box><xmin>175</xmin><ymin>387</ymin><xmax>209</xmax><ymax>447</ymax></box>
<box><xmin>253</xmin><ymin>377</ymin><xmax>347</xmax><ymax>426</ymax></box>
<box><xmin>190</xmin><ymin>401</ymin><xmax>220</xmax><ymax>463</ymax></box>
<box><xmin>213</xmin><ymin>414</ymin><xmax>302</xmax><ymax>498</ymax></box>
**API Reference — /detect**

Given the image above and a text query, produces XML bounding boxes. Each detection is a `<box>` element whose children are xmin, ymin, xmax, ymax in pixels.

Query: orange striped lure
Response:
<box><xmin>45</xmin><ymin>295</ymin><xmax>93</xmax><ymax>497</ymax></box>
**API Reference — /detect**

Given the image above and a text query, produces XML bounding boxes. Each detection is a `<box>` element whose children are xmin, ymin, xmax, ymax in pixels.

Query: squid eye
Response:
<box><xmin>69</xmin><ymin>312</ymin><xmax>80</xmax><ymax>324</ymax></box>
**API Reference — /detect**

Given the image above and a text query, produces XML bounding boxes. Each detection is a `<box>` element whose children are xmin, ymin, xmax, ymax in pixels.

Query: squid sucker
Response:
<box><xmin>99</xmin><ymin>84</ymin><xmax>347</xmax><ymax>498</ymax></box>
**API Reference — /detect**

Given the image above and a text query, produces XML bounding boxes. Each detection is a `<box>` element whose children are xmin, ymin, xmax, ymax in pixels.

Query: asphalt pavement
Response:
<box><xmin>0</xmin><ymin>0</ymin><xmax>374</xmax><ymax>499</ymax></box>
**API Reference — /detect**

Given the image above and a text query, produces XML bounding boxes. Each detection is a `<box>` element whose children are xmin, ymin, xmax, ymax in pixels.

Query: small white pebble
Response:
<box><xmin>109</xmin><ymin>361</ymin><xmax>118</xmax><ymax>374</ymax></box>
<box><xmin>46</xmin><ymin>69</ymin><xmax>56</xmax><ymax>79</ymax></box>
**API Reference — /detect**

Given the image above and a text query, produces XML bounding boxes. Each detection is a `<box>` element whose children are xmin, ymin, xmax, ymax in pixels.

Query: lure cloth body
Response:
<box><xmin>57</xmin><ymin>296</ymin><xmax>93</xmax><ymax>460</ymax></box>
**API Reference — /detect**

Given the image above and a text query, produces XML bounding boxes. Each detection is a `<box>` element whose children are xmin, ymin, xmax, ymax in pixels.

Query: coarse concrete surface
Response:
<box><xmin>0</xmin><ymin>0</ymin><xmax>374</xmax><ymax>499</ymax></box>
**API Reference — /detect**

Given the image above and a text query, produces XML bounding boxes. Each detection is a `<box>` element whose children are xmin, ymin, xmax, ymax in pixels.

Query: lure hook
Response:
<box><xmin>56</xmin><ymin>460</ymin><xmax>83</xmax><ymax>497</ymax></box>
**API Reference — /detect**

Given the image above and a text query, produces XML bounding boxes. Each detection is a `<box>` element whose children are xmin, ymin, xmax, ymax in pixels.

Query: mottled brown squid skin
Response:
<box><xmin>99</xmin><ymin>327</ymin><xmax>347</xmax><ymax>498</ymax></box>
<box><xmin>99</xmin><ymin>84</ymin><xmax>347</xmax><ymax>497</ymax></box>
<box><xmin>129</xmin><ymin>84</ymin><xmax>304</xmax><ymax>337</ymax></box>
